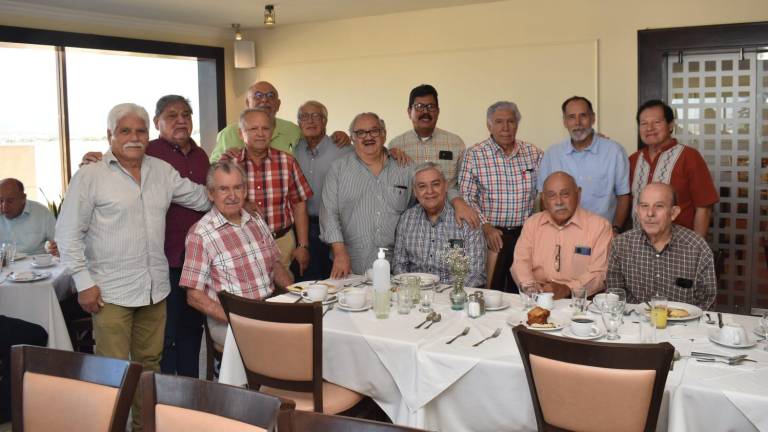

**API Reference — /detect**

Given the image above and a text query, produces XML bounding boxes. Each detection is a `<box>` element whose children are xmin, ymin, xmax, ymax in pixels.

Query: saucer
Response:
<box><xmin>561</xmin><ymin>325</ymin><xmax>604</xmax><ymax>340</ymax></box>
<box><xmin>300</xmin><ymin>292</ymin><xmax>338</xmax><ymax>305</ymax></box>
<box><xmin>8</xmin><ymin>271</ymin><xmax>51</xmax><ymax>282</ymax></box>
<box><xmin>337</xmin><ymin>302</ymin><xmax>372</xmax><ymax>312</ymax></box>
<box><xmin>485</xmin><ymin>300</ymin><xmax>510</xmax><ymax>311</ymax></box>
<box><xmin>287</xmin><ymin>281</ymin><xmax>338</xmax><ymax>295</ymax></box>
<box><xmin>31</xmin><ymin>261</ymin><xmax>56</xmax><ymax>268</ymax></box>
<box><xmin>708</xmin><ymin>330</ymin><xmax>757</xmax><ymax>349</ymax></box>
<box><xmin>392</xmin><ymin>273</ymin><xmax>440</xmax><ymax>287</ymax></box>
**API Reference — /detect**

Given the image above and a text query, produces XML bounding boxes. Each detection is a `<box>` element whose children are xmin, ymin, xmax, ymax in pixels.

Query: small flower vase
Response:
<box><xmin>450</xmin><ymin>275</ymin><xmax>468</xmax><ymax>310</ymax></box>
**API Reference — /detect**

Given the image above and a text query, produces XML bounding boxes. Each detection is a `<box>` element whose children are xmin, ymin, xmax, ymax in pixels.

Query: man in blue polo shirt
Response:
<box><xmin>538</xmin><ymin>96</ymin><xmax>630</xmax><ymax>234</ymax></box>
<box><xmin>0</xmin><ymin>178</ymin><xmax>57</xmax><ymax>256</ymax></box>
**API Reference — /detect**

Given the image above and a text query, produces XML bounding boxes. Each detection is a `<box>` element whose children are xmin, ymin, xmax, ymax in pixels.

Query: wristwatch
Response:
<box><xmin>297</xmin><ymin>243</ymin><xmax>309</xmax><ymax>250</ymax></box>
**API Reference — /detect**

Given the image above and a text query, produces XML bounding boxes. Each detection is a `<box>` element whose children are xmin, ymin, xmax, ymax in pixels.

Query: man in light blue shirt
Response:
<box><xmin>538</xmin><ymin>96</ymin><xmax>630</xmax><ymax>233</ymax></box>
<box><xmin>293</xmin><ymin>101</ymin><xmax>353</xmax><ymax>281</ymax></box>
<box><xmin>0</xmin><ymin>178</ymin><xmax>57</xmax><ymax>256</ymax></box>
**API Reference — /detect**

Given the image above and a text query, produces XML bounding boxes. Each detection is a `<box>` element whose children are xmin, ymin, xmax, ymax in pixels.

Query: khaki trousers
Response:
<box><xmin>92</xmin><ymin>300</ymin><xmax>166</xmax><ymax>432</ymax></box>
<box><xmin>275</xmin><ymin>229</ymin><xmax>296</xmax><ymax>276</ymax></box>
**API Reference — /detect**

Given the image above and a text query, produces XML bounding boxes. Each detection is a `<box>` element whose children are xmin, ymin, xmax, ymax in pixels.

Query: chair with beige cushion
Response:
<box><xmin>141</xmin><ymin>371</ymin><xmax>291</xmax><ymax>432</ymax></box>
<box><xmin>11</xmin><ymin>344</ymin><xmax>141</xmax><ymax>432</ymax></box>
<box><xmin>218</xmin><ymin>291</ymin><xmax>365</xmax><ymax>414</ymax></box>
<box><xmin>512</xmin><ymin>325</ymin><xmax>674</xmax><ymax>432</ymax></box>
<box><xmin>278</xmin><ymin>409</ymin><xmax>433</xmax><ymax>432</ymax></box>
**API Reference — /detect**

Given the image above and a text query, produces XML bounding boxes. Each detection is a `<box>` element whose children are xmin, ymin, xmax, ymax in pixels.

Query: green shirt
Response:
<box><xmin>210</xmin><ymin>117</ymin><xmax>301</xmax><ymax>162</ymax></box>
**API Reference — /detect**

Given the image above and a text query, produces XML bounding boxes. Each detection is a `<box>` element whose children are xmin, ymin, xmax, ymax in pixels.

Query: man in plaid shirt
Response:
<box><xmin>459</xmin><ymin>101</ymin><xmax>543</xmax><ymax>292</ymax></box>
<box><xmin>235</xmin><ymin>108</ymin><xmax>314</xmax><ymax>278</ymax></box>
<box><xmin>181</xmin><ymin>161</ymin><xmax>293</xmax><ymax>345</ymax></box>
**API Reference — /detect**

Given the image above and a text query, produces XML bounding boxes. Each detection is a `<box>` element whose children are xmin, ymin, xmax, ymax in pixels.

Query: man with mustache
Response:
<box><xmin>180</xmin><ymin>161</ymin><xmax>292</xmax><ymax>345</ymax></box>
<box><xmin>538</xmin><ymin>96</ymin><xmax>631</xmax><ymax>233</ymax></box>
<box><xmin>629</xmin><ymin>99</ymin><xmax>718</xmax><ymax>237</ymax></box>
<box><xmin>607</xmin><ymin>182</ymin><xmax>715</xmax><ymax>309</ymax></box>
<box><xmin>56</xmin><ymin>103</ymin><xmax>211</xmax><ymax>431</ymax></box>
<box><xmin>388</xmin><ymin>84</ymin><xmax>466</xmax><ymax>187</ymax></box>
<box><xmin>210</xmin><ymin>80</ymin><xmax>349</xmax><ymax>161</ymax></box>
<box><xmin>512</xmin><ymin>172</ymin><xmax>612</xmax><ymax>299</ymax></box>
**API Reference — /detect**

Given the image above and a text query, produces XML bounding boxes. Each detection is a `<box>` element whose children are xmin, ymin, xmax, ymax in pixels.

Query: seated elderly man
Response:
<box><xmin>393</xmin><ymin>162</ymin><xmax>485</xmax><ymax>287</ymax></box>
<box><xmin>512</xmin><ymin>171</ymin><xmax>612</xmax><ymax>299</ymax></box>
<box><xmin>0</xmin><ymin>178</ymin><xmax>58</xmax><ymax>256</ymax></box>
<box><xmin>606</xmin><ymin>182</ymin><xmax>716</xmax><ymax>309</ymax></box>
<box><xmin>180</xmin><ymin>161</ymin><xmax>293</xmax><ymax>345</ymax></box>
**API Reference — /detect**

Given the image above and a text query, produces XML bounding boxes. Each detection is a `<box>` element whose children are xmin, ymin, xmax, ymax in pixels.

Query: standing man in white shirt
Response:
<box><xmin>55</xmin><ymin>103</ymin><xmax>210</xmax><ymax>432</ymax></box>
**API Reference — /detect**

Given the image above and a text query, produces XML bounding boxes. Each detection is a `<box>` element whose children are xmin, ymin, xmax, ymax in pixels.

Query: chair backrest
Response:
<box><xmin>218</xmin><ymin>291</ymin><xmax>324</xmax><ymax>412</ymax></box>
<box><xmin>141</xmin><ymin>371</ymin><xmax>292</xmax><ymax>432</ymax></box>
<box><xmin>11</xmin><ymin>344</ymin><xmax>142</xmax><ymax>432</ymax></box>
<box><xmin>278</xmin><ymin>410</ymin><xmax>432</xmax><ymax>432</ymax></box>
<box><xmin>512</xmin><ymin>325</ymin><xmax>674</xmax><ymax>432</ymax></box>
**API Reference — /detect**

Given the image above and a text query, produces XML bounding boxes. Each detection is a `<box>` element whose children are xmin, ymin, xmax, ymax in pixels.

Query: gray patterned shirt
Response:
<box><xmin>606</xmin><ymin>225</ymin><xmax>716</xmax><ymax>310</ymax></box>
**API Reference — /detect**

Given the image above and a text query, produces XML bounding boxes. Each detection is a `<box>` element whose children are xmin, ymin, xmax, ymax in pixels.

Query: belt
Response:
<box><xmin>272</xmin><ymin>225</ymin><xmax>293</xmax><ymax>239</ymax></box>
<box><xmin>495</xmin><ymin>226</ymin><xmax>522</xmax><ymax>235</ymax></box>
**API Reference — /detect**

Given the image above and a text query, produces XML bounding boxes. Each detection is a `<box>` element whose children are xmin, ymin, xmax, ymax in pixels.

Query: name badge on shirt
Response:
<box><xmin>574</xmin><ymin>246</ymin><xmax>592</xmax><ymax>256</ymax></box>
<box><xmin>675</xmin><ymin>278</ymin><xmax>694</xmax><ymax>289</ymax></box>
<box><xmin>439</xmin><ymin>150</ymin><xmax>453</xmax><ymax>160</ymax></box>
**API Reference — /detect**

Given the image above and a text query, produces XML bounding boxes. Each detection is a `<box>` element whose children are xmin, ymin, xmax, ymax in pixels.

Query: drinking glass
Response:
<box><xmin>651</xmin><ymin>295</ymin><xmax>668</xmax><ymax>330</ymax></box>
<box><xmin>600</xmin><ymin>288</ymin><xmax>626</xmax><ymax>340</ymax></box>
<box><xmin>3</xmin><ymin>242</ymin><xmax>16</xmax><ymax>264</ymax></box>
<box><xmin>520</xmin><ymin>282</ymin><xmax>539</xmax><ymax>311</ymax></box>
<box><xmin>570</xmin><ymin>286</ymin><xmax>588</xmax><ymax>315</ymax></box>
<box><xmin>397</xmin><ymin>287</ymin><xmax>412</xmax><ymax>314</ymax></box>
<box><xmin>760</xmin><ymin>312</ymin><xmax>768</xmax><ymax>351</ymax></box>
<box><xmin>404</xmin><ymin>275</ymin><xmax>421</xmax><ymax>307</ymax></box>
<box><xmin>419</xmin><ymin>289</ymin><xmax>434</xmax><ymax>313</ymax></box>
<box><xmin>373</xmin><ymin>289</ymin><xmax>391</xmax><ymax>319</ymax></box>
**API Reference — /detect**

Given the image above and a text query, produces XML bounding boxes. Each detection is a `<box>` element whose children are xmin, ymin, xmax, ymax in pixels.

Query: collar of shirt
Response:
<box><xmin>641</xmin><ymin>138</ymin><xmax>679</xmax><ymax>163</ymax></box>
<box><xmin>210</xmin><ymin>206</ymin><xmax>254</xmax><ymax>229</ymax></box>
<box><xmin>418</xmin><ymin>200</ymin><xmax>453</xmax><ymax>227</ymax></box>
<box><xmin>353</xmin><ymin>149</ymin><xmax>394</xmax><ymax>169</ymax></box>
<box><xmin>155</xmin><ymin>136</ymin><xmax>201</xmax><ymax>155</ymax></box>
<box><xmin>489</xmin><ymin>136</ymin><xmax>520</xmax><ymax>158</ymax></box>
<box><xmin>411</xmin><ymin>129</ymin><xmax>433</xmax><ymax>142</ymax></box>
<box><xmin>103</xmin><ymin>150</ymin><xmax>148</xmax><ymax>179</ymax></box>
<box><xmin>20</xmin><ymin>200</ymin><xmax>33</xmax><ymax>217</ymax></box>
<box><xmin>640</xmin><ymin>223</ymin><xmax>681</xmax><ymax>255</ymax></box>
<box><xmin>299</xmin><ymin>135</ymin><xmax>331</xmax><ymax>157</ymax></box>
<box><xmin>239</xmin><ymin>147</ymin><xmax>280</xmax><ymax>163</ymax></box>
<box><xmin>539</xmin><ymin>207</ymin><xmax>587</xmax><ymax>231</ymax></box>
<box><xmin>565</xmin><ymin>134</ymin><xmax>599</xmax><ymax>155</ymax></box>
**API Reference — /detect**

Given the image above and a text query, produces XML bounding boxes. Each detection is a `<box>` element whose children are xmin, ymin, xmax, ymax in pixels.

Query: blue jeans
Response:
<box><xmin>295</xmin><ymin>218</ymin><xmax>332</xmax><ymax>282</ymax></box>
<box><xmin>160</xmin><ymin>267</ymin><xmax>204</xmax><ymax>377</ymax></box>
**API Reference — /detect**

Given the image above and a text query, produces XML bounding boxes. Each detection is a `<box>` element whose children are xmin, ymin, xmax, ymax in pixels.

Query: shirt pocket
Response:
<box><xmin>585</xmin><ymin>173</ymin><xmax>611</xmax><ymax>198</ymax></box>
<box><xmin>385</xmin><ymin>185</ymin><xmax>410</xmax><ymax>214</ymax></box>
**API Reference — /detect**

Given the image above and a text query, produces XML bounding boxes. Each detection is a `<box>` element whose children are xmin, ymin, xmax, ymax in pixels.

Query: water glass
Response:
<box><xmin>570</xmin><ymin>286</ymin><xmax>588</xmax><ymax>314</ymax></box>
<box><xmin>520</xmin><ymin>282</ymin><xmax>539</xmax><ymax>311</ymax></box>
<box><xmin>651</xmin><ymin>295</ymin><xmax>668</xmax><ymax>330</ymax></box>
<box><xmin>2</xmin><ymin>242</ymin><xmax>16</xmax><ymax>265</ymax></box>
<box><xmin>397</xmin><ymin>287</ymin><xmax>412</xmax><ymax>314</ymax></box>
<box><xmin>760</xmin><ymin>312</ymin><xmax>768</xmax><ymax>351</ymax></box>
<box><xmin>373</xmin><ymin>289</ymin><xmax>391</xmax><ymax>319</ymax></box>
<box><xmin>602</xmin><ymin>309</ymin><xmax>623</xmax><ymax>340</ymax></box>
<box><xmin>419</xmin><ymin>289</ymin><xmax>434</xmax><ymax>313</ymax></box>
<box><xmin>639</xmin><ymin>312</ymin><xmax>656</xmax><ymax>343</ymax></box>
<box><xmin>404</xmin><ymin>275</ymin><xmax>421</xmax><ymax>307</ymax></box>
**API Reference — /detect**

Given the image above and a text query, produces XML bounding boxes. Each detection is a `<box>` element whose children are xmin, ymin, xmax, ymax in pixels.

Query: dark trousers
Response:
<box><xmin>489</xmin><ymin>227</ymin><xmax>522</xmax><ymax>294</ymax></box>
<box><xmin>160</xmin><ymin>267</ymin><xmax>204</xmax><ymax>377</ymax></box>
<box><xmin>0</xmin><ymin>315</ymin><xmax>48</xmax><ymax>422</ymax></box>
<box><xmin>295</xmin><ymin>218</ymin><xmax>333</xmax><ymax>282</ymax></box>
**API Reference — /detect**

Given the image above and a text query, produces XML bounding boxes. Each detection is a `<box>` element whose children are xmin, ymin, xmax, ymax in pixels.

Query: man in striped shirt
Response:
<box><xmin>459</xmin><ymin>101</ymin><xmax>543</xmax><ymax>292</ymax></box>
<box><xmin>181</xmin><ymin>161</ymin><xmax>292</xmax><ymax>345</ymax></box>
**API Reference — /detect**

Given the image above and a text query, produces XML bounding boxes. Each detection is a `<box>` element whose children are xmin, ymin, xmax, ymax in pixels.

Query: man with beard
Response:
<box><xmin>388</xmin><ymin>84</ymin><xmax>465</xmax><ymax>188</ymax></box>
<box><xmin>538</xmin><ymin>96</ymin><xmax>630</xmax><ymax>232</ymax></box>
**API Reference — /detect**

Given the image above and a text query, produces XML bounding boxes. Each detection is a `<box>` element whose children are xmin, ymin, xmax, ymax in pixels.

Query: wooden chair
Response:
<box><xmin>218</xmin><ymin>291</ymin><xmax>364</xmax><ymax>414</ymax></box>
<box><xmin>278</xmin><ymin>410</ymin><xmax>432</xmax><ymax>432</ymax></box>
<box><xmin>141</xmin><ymin>371</ymin><xmax>292</xmax><ymax>432</ymax></box>
<box><xmin>11</xmin><ymin>345</ymin><xmax>141</xmax><ymax>432</ymax></box>
<box><xmin>203</xmin><ymin>318</ymin><xmax>224</xmax><ymax>381</ymax></box>
<box><xmin>512</xmin><ymin>325</ymin><xmax>674</xmax><ymax>432</ymax></box>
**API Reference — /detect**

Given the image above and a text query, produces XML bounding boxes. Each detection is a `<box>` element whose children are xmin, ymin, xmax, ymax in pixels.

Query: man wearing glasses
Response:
<box><xmin>293</xmin><ymin>101</ymin><xmax>353</xmax><ymax>281</ymax></box>
<box><xmin>511</xmin><ymin>171</ymin><xmax>612</xmax><ymax>299</ymax></box>
<box><xmin>210</xmin><ymin>81</ymin><xmax>350</xmax><ymax>162</ymax></box>
<box><xmin>389</xmin><ymin>84</ymin><xmax>466</xmax><ymax>188</ymax></box>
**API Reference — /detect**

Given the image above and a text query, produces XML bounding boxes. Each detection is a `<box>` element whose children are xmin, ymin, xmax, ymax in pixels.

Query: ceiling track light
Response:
<box><xmin>264</xmin><ymin>4</ymin><xmax>276</xmax><ymax>27</ymax></box>
<box><xmin>232</xmin><ymin>23</ymin><xmax>243</xmax><ymax>40</ymax></box>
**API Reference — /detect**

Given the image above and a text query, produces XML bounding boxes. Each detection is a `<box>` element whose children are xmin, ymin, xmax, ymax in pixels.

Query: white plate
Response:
<box><xmin>485</xmin><ymin>300</ymin><xmax>510</xmax><ymax>312</ymax></box>
<box><xmin>300</xmin><ymin>292</ymin><xmax>338</xmax><ymax>305</ymax></box>
<box><xmin>708</xmin><ymin>329</ymin><xmax>757</xmax><ymax>349</ymax></box>
<box><xmin>636</xmin><ymin>301</ymin><xmax>703</xmax><ymax>322</ymax></box>
<box><xmin>8</xmin><ymin>271</ymin><xmax>51</xmax><ymax>282</ymax></box>
<box><xmin>561</xmin><ymin>325</ymin><xmax>605</xmax><ymax>340</ymax></box>
<box><xmin>337</xmin><ymin>302</ymin><xmax>372</xmax><ymax>312</ymax></box>
<box><xmin>30</xmin><ymin>261</ymin><xmax>56</xmax><ymax>268</ymax></box>
<box><xmin>505</xmin><ymin>310</ymin><xmax>566</xmax><ymax>331</ymax></box>
<box><xmin>286</xmin><ymin>280</ymin><xmax>339</xmax><ymax>294</ymax></box>
<box><xmin>393</xmin><ymin>273</ymin><xmax>440</xmax><ymax>287</ymax></box>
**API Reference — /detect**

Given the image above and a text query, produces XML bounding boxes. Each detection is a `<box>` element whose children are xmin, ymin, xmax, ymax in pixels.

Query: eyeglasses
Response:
<box><xmin>298</xmin><ymin>112</ymin><xmax>325</xmax><ymax>122</ymax></box>
<box><xmin>411</xmin><ymin>103</ymin><xmax>438</xmax><ymax>113</ymax></box>
<box><xmin>251</xmin><ymin>91</ymin><xmax>276</xmax><ymax>100</ymax></box>
<box><xmin>554</xmin><ymin>244</ymin><xmax>561</xmax><ymax>272</ymax></box>
<box><xmin>353</xmin><ymin>128</ymin><xmax>383</xmax><ymax>139</ymax></box>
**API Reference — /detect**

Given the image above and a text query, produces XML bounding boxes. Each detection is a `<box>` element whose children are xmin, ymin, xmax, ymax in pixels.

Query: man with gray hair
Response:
<box><xmin>393</xmin><ymin>162</ymin><xmax>485</xmax><ymax>287</ymax></box>
<box><xmin>458</xmin><ymin>101</ymin><xmax>543</xmax><ymax>292</ymax></box>
<box><xmin>181</xmin><ymin>161</ymin><xmax>292</xmax><ymax>345</ymax></box>
<box><xmin>56</xmin><ymin>103</ymin><xmax>211</xmax><ymax>431</ymax></box>
<box><xmin>293</xmin><ymin>101</ymin><xmax>353</xmax><ymax>281</ymax></box>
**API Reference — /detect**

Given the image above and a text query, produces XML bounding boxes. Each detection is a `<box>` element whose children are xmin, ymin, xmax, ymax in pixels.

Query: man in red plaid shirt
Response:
<box><xmin>181</xmin><ymin>161</ymin><xmax>293</xmax><ymax>345</ymax></box>
<box><xmin>233</xmin><ymin>108</ymin><xmax>314</xmax><ymax>278</ymax></box>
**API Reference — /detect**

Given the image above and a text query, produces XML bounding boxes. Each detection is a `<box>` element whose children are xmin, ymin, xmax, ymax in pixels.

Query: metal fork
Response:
<box><xmin>472</xmin><ymin>328</ymin><xmax>502</xmax><ymax>347</ymax></box>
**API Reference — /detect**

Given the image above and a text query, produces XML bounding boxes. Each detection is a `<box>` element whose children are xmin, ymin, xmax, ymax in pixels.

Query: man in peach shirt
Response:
<box><xmin>511</xmin><ymin>171</ymin><xmax>612</xmax><ymax>299</ymax></box>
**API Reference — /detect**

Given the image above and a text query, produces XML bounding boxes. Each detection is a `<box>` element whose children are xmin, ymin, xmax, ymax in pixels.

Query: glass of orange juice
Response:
<box><xmin>651</xmin><ymin>295</ymin><xmax>668</xmax><ymax>330</ymax></box>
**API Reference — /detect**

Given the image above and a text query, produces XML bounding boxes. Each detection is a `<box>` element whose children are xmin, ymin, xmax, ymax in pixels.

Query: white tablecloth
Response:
<box><xmin>219</xmin><ymin>289</ymin><xmax>768</xmax><ymax>432</ymax></box>
<box><xmin>0</xmin><ymin>258</ymin><xmax>75</xmax><ymax>350</ymax></box>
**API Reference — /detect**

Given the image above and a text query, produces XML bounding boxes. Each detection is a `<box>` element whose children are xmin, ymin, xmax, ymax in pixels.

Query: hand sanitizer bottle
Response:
<box><xmin>372</xmin><ymin>248</ymin><xmax>391</xmax><ymax>319</ymax></box>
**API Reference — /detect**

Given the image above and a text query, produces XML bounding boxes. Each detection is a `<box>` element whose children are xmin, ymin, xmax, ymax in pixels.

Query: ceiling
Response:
<box><xmin>16</xmin><ymin>0</ymin><xmax>500</xmax><ymax>30</ymax></box>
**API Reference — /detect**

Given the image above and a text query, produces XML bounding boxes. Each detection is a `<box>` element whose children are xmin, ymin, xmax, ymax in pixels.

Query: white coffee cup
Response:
<box><xmin>485</xmin><ymin>291</ymin><xmax>503</xmax><ymax>308</ymax></box>
<box><xmin>570</xmin><ymin>317</ymin><xmax>599</xmax><ymax>337</ymax></box>
<box><xmin>305</xmin><ymin>284</ymin><xmax>328</xmax><ymax>302</ymax></box>
<box><xmin>719</xmin><ymin>323</ymin><xmax>748</xmax><ymax>345</ymax></box>
<box><xmin>32</xmin><ymin>254</ymin><xmax>53</xmax><ymax>266</ymax></box>
<box><xmin>535</xmin><ymin>292</ymin><xmax>555</xmax><ymax>310</ymax></box>
<box><xmin>340</xmin><ymin>288</ymin><xmax>367</xmax><ymax>309</ymax></box>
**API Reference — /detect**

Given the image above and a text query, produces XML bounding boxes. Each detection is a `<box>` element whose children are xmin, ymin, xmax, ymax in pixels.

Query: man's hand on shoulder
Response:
<box><xmin>79</xmin><ymin>151</ymin><xmax>104</xmax><ymax>167</ymax></box>
<box><xmin>330</xmin><ymin>131</ymin><xmax>351</xmax><ymax>148</ymax></box>
<box><xmin>452</xmin><ymin>199</ymin><xmax>481</xmax><ymax>229</ymax></box>
<box><xmin>219</xmin><ymin>148</ymin><xmax>242</xmax><ymax>162</ymax></box>
<box><xmin>388</xmin><ymin>148</ymin><xmax>413</xmax><ymax>166</ymax></box>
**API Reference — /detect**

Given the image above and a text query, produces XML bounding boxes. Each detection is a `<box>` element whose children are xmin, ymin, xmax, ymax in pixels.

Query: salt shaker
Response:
<box><xmin>467</xmin><ymin>293</ymin><xmax>481</xmax><ymax>318</ymax></box>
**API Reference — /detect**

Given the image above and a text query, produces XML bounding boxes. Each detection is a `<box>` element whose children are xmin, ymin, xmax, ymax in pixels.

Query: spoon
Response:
<box><xmin>322</xmin><ymin>303</ymin><xmax>334</xmax><ymax>317</ymax></box>
<box><xmin>425</xmin><ymin>313</ymin><xmax>442</xmax><ymax>329</ymax></box>
<box><xmin>472</xmin><ymin>328</ymin><xmax>502</xmax><ymax>347</ymax></box>
<box><xmin>695</xmin><ymin>357</ymin><xmax>750</xmax><ymax>366</ymax></box>
<box><xmin>691</xmin><ymin>352</ymin><xmax>748</xmax><ymax>362</ymax></box>
<box><xmin>415</xmin><ymin>312</ymin><xmax>437</xmax><ymax>329</ymax></box>
<box><xmin>446</xmin><ymin>327</ymin><xmax>470</xmax><ymax>344</ymax></box>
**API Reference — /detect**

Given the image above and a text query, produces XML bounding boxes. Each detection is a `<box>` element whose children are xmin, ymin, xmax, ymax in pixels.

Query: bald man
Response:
<box><xmin>512</xmin><ymin>171</ymin><xmax>612</xmax><ymax>299</ymax></box>
<box><xmin>0</xmin><ymin>178</ymin><xmax>57</xmax><ymax>256</ymax></box>
<box><xmin>210</xmin><ymin>81</ymin><xmax>350</xmax><ymax>162</ymax></box>
<box><xmin>607</xmin><ymin>182</ymin><xmax>716</xmax><ymax>309</ymax></box>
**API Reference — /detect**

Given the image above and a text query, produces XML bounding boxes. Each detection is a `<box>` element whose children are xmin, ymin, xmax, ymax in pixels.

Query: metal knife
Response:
<box><xmin>717</xmin><ymin>312</ymin><xmax>723</xmax><ymax>328</ymax></box>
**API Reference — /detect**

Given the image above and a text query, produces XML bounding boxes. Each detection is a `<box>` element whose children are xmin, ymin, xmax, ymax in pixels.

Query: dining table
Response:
<box><xmin>0</xmin><ymin>256</ymin><xmax>75</xmax><ymax>350</ymax></box>
<box><xmin>218</xmin><ymin>281</ymin><xmax>768</xmax><ymax>432</ymax></box>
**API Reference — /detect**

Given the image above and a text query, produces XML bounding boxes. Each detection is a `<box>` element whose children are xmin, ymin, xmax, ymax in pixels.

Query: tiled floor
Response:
<box><xmin>0</xmin><ymin>421</ymin><xmax>11</xmax><ymax>431</ymax></box>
